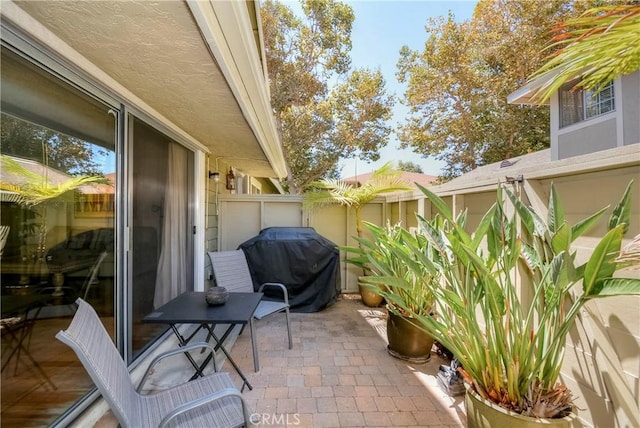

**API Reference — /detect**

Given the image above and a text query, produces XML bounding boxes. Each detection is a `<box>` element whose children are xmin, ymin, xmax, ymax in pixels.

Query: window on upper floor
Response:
<box><xmin>559</xmin><ymin>80</ymin><xmax>615</xmax><ymax>128</ymax></box>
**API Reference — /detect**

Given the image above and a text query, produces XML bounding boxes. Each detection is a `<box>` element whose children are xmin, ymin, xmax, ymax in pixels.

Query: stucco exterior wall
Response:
<box><xmin>622</xmin><ymin>72</ymin><xmax>640</xmax><ymax>146</ymax></box>
<box><xmin>557</xmin><ymin>117</ymin><xmax>617</xmax><ymax>159</ymax></box>
<box><xmin>548</xmin><ymin>72</ymin><xmax>639</xmax><ymax>162</ymax></box>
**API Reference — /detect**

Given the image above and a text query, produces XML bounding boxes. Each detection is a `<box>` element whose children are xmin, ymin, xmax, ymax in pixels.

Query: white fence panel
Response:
<box><xmin>217</xmin><ymin>194</ymin><xmax>388</xmax><ymax>292</ymax></box>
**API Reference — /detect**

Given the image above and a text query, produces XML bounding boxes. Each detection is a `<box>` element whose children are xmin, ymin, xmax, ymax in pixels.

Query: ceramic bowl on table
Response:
<box><xmin>205</xmin><ymin>286</ymin><xmax>229</xmax><ymax>305</ymax></box>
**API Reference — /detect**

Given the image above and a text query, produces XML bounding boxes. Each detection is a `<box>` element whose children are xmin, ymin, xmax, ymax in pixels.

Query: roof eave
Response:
<box><xmin>187</xmin><ymin>0</ymin><xmax>287</xmax><ymax>179</ymax></box>
<box><xmin>507</xmin><ymin>72</ymin><xmax>558</xmax><ymax>106</ymax></box>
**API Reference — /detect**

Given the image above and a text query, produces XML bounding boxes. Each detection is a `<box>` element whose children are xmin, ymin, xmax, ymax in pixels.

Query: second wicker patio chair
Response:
<box><xmin>208</xmin><ymin>250</ymin><xmax>293</xmax><ymax>350</ymax></box>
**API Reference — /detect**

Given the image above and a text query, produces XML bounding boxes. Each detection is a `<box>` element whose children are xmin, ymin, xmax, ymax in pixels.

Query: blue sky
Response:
<box><xmin>340</xmin><ymin>0</ymin><xmax>478</xmax><ymax>178</ymax></box>
<box><xmin>282</xmin><ymin>0</ymin><xmax>478</xmax><ymax>178</ymax></box>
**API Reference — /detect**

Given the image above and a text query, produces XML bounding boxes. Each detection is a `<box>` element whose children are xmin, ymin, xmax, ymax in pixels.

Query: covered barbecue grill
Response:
<box><xmin>238</xmin><ymin>227</ymin><xmax>340</xmax><ymax>312</ymax></box>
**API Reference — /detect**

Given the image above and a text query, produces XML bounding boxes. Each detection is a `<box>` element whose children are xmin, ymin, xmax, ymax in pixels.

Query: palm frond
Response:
<box><xmin>1</xmin><ymin>155</ymin><xmax>108</xmax><ymax>206</ymax></box>
<box><xmin>303</xmin><ymin>162</ymin><xmax>412</xmax><ymax>209</ymax></box>
<box><xmin>529</xmin><ymin>4</ymin><xmax>640</xmax><ymax>103</ymax></box>
<box><xmin>369</xmin><ymin>161</ymin><xmax>404</xmax><ymax>179</ymax></box>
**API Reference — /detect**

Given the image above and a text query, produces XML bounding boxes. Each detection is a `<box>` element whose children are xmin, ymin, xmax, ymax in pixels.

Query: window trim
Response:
<box><xmin>559</xmin><ymin>80</ymin><xmax>615</xmax><ymax>128</ymax></box>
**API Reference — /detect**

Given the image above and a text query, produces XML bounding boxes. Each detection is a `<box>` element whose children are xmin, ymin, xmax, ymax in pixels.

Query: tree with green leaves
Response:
<box><xmin>397</xmin><ymin>160</ymin><xmax>423</xmax><ymax>173</ymax></box>
<box><xmin>262</xmin><ymin>0</ymin><xmax>395</xmax><ymax>194</ymax></box>
<box><xmin>1</xmin><ymin>114</ymin><xmax>106</xmax><ymax>176</ymax></box>
<box><xmin>396</xmin><ymin>0</ymin><xmax>595</xmax><ymax>180</ymax></box>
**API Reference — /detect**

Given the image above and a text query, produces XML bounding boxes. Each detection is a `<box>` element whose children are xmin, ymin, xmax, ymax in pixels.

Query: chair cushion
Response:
<box><xmin>254</xmin><ymin>300</ymin><xmax>288</xmax><ymax>320</ymax></box>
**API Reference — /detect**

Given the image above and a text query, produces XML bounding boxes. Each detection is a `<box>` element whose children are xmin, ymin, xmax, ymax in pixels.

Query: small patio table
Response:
<box><xmin>1</xmin><ymin>294</ymin><xmax>56</xmax><ymax>390</ymax></box>
<box><xmin>143</xmin><ymin>291</ymin><xmax>262</xmax><ymax>391</ymax></box>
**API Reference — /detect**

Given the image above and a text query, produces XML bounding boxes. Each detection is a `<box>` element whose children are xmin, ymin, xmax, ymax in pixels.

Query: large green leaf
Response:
<box><xmin>338</xmin><ymin>245</ymin><xmax>365</xmax><ymax>254</ymax></box>
<box><xmin>504</xmin><ymin>214</ymin><xmax>520</xmax><ymax>269</ymax></box>
<box><xmin>551</xmin><ymin>223</ymin><xmax>571</xmax><ymax>254</ymax></box>
<box><xmin>471</xmin><ymin>203</ymin><xmax>497</xmax><ymax>250</ymax></box>
<box><xmin>547</xmin><ymin>252</ymin><xmax>574</xmax><ymax>303</ymax></box>
<box><xmin>586</xmin><ymin>277</ymin><xmax>640</xmax><ymax>298</ymax></box>
<box><xmin>608</xmin><ymin>180</ymin><xmax>634</xmax><ymax>235</ymax></box>
<box><xmin>521</xmin><ymin>242</ymin><xmax>541</xmax><ymax>272</ymax></box>
<box><xmin>457</xmin><ymin>243</ymin><xmax>506</xmax><ymax>315</ymax></box>
<box><xmin>571</xmin><ymin>207</ymin><xmax>608</xmax><ymax>242</ymax></box>
<box><xmin>417</xmin><ymin>215</ymin><xmax>448</xmax><ymax>255</ymax></box>
<box><xmin>417</xmin><ymin>183</ymin><xmax>454</xmax><ymax>223</ymax></box>
<box><xmin>583</xmin><ymin>226</ymin><xmax>624</xmax><ymax>297</ymax></box>
<box><xmin>547</xmin><ymin>184</ymin><xmax>565</xmax><ymax>234</ymax></box>
<box><xmin>504</xmin><ymin>186</ymin><xmax>546</xmax><ymax>237</ymax></box>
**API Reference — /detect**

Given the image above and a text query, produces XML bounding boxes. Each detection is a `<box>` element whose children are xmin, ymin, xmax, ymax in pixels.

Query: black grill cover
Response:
<box><xmin>238</xmin><ymin>227</ymin><xmax>340</xmax><ymax>312</ymax></box>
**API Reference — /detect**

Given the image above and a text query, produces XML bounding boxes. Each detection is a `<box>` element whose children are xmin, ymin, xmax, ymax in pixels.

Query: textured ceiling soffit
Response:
<box><xmin>15</xmin><ymin>0</ymin><xmax>270</xmax><ymax>171</ymax></box>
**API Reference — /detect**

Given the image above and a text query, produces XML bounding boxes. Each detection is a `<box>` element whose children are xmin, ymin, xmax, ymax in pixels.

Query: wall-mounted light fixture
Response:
<box><xmin>226</xmin><ymin>168</ymin><xmax>236</xmax><ymax>191</ymax></box>
<box><xmin>208</xmin><ymin>171</ymin><xmax>220</xmax><ymax>182</ymax></box>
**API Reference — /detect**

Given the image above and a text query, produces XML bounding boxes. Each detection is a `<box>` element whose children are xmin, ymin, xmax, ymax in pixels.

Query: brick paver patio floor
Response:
<box><xmin>230</xmin><ymin>295</ymin><xmax>465</xmax><ymax>427</ymax></box>
<box><xmin>96</xmin><ymin>295</ymin><xmax>466</xmax><ymax>427</ymax></box>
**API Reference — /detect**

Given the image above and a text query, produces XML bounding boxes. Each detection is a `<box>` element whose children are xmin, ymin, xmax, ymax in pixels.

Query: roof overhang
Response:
<box><xmin>2</xmin><ymin>0</ymin><xmax>287</xmax><ymax>178</ymax></box>
<box><xmin>507</xmin><ymin>72</ymin><xmax>558</xmax><ymax>106</ymax></box>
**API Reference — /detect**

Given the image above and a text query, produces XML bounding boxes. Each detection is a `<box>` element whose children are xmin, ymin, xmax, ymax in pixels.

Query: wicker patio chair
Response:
<box><xmin>56</xmin><ymin>298</ymin><xmax>251</xmax><ymax>428</ymax></box>
<box><xmin>208</xmin><ymin>250</ymin><xmax>292</xmax><ymax>349</ymax></box>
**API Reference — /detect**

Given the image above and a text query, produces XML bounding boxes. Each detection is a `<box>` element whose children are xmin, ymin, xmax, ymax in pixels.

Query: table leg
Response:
<box><xmin>1</xmin><ymin>307</ymin><xmax>56</xmax><ymax>390</ymax></box>
<box><xmin>203</xmin><ymin>324</ymin><xmax>253</xmax><ymax>391</ymax></box>
<box><xmin>170</xmin><ymin>324</ymin><xmax>208</xmax><ymax>379</ymax></box>
<box><xmin>249</xmin><ymin>317</ymin><xmax>259</xmax><ymax>372</ymax></box>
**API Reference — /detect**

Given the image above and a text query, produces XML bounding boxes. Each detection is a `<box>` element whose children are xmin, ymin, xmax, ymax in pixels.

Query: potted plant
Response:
<box><xmin>353</xmin><ymin>220</ymin><xmax>438</xmax><ymax>362</ymax></box>
<box><xmin>389</xmin><ymin>182</ymin><xmax>640</xmax><ymax>426</ymax></box>
<box><xmin>303</xmin><ymin>162</ymin><xmax>412</xmax><ymax>306</ymax></box>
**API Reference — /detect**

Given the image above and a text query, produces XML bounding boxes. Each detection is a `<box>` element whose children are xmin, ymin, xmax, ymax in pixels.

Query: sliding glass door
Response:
<box><xmin>128</xmin><ymin>117</ymin><xmax>195</xmax><ymax>361</ymax></box>
<box><xmin>0</xmin><ymin>47</ymin><xmax>117</xmax><ymax>426</ymax></box>
<box><xmin>1</xmin><ymin>45</ymin><xmax>198</xmax><ymax>424</ymax></box>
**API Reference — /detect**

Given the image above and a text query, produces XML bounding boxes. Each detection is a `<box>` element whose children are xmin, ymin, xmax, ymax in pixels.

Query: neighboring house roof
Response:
<box><xmin>1</xmin><ymin>156</ymin><xmax>74</xmax><ymax>187</ymax></box>
<box><xmin>440</xmin><ymin>149</ymin><xmax>551</xmax><ymax>190</ymax></box>
<box><xmin>343</xmin><ymin>171</ymin><xmax>438</xmax><ymax>189</ymax></box>
<box><xmin>79</xmin><ymin>173</ymin><xmax>115</xmax><ymax>195</ymax></box>
<box><xmin>5</xmin><ymin>0</ymin><xmax>286</xmax><ymax>179</ymax></box>
<box><xmin>427</xmin><ymin>144</ymin><xmax>638</xmax><ymax>195</ymax></box>
<box><xmin>1</xmin><ymin>156</ymin><xmax>114</xmax><ymax>195</ymax></box>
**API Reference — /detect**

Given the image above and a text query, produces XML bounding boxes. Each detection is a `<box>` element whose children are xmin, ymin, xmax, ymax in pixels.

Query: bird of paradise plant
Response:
<box><xmin>385</xmin><ymin>181</ymin><xmax>640</xmax><ymax>419</ymax></box>
<box><xmin>347</xmin><ymin>220</ymin><xmax>438</xmax><ymax>318</ymax></box>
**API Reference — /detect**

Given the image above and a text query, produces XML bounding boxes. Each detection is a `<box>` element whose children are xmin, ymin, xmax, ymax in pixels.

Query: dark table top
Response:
<box><xmin>143</xmin><ymin>291</ymin><xmax>263</xmax><ymax>325</ymax></box>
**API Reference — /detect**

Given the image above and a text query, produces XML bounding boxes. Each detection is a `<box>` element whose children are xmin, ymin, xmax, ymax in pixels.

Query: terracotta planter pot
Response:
<box><xmin>386</xmin><ymin>308</ymin><xmax>434</xmax><ymax>363</ymax></box>
<box><xmin>358</xmin><ymin>283</ymin><xmax>384</xmax><ymax>307</ymax></box>
<box><xmin>465</xmin><ymin>388</ymin><xmax>577</xmax><ymax>428</ymax></box>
